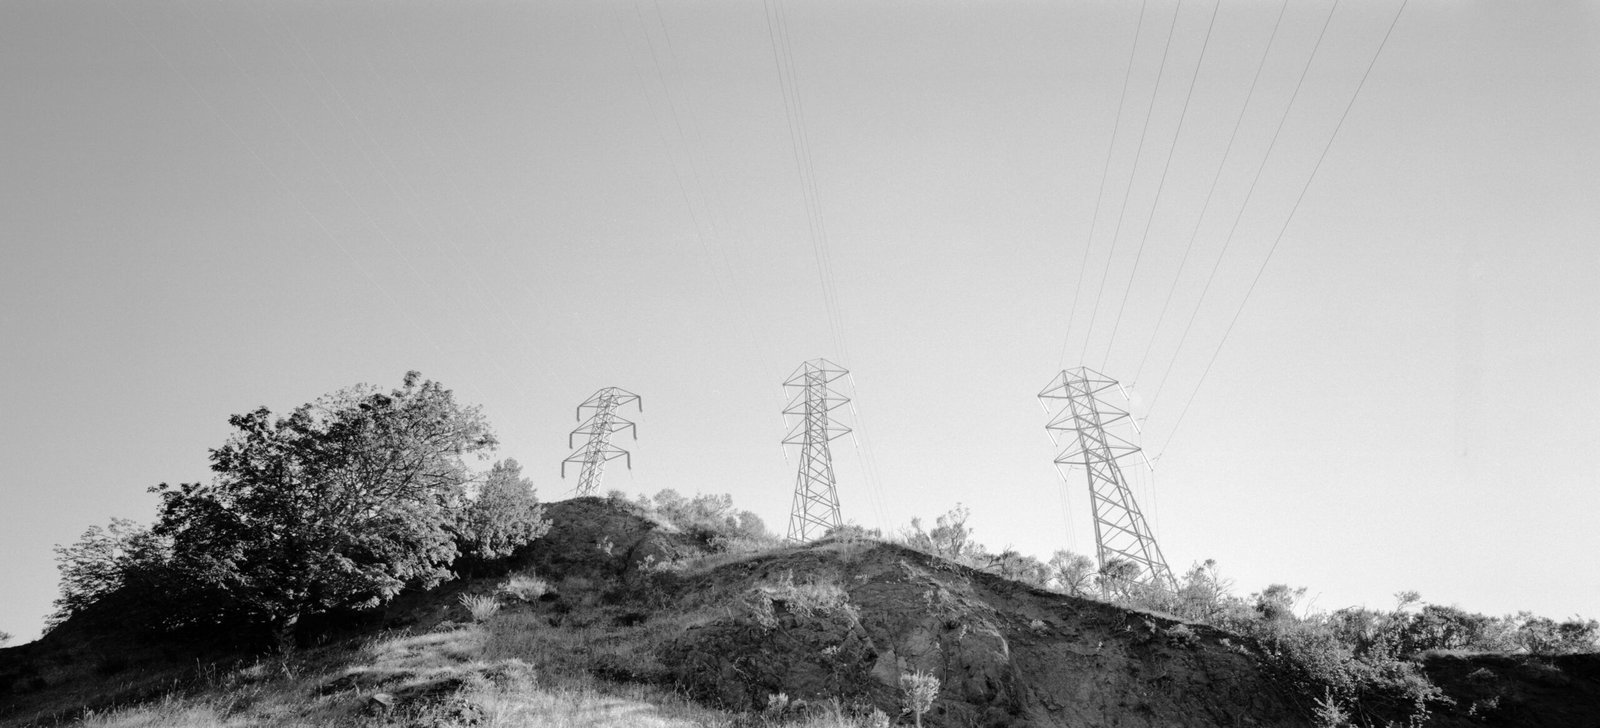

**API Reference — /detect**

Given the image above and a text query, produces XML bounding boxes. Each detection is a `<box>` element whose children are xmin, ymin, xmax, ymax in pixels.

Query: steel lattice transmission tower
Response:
<box><xmin>782</xmin><ymin>359</ymin><xmax>852</xmax><ymax>543</ymax></box>
<box><xmin>1039</xmin><ymin>367</ymin><xmax>1175</xmax><ymax>591</ymax></box>
<box><xmin>562</xmin><ymin>387</ymin><xmax>642</xmax><ymax>496</ymax></box>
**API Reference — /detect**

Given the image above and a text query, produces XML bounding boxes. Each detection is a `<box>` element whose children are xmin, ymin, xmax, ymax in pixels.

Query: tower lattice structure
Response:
<box><xmin>562</xmin><ymin>387</ymin><xmax>641</xmax><ymax>496</ymax></box>
<box><xmin>1039</xmin><ymin>367</ymin><xmax>1175</xmax><ymax>591</ymax></box>
<box><xmin>783</xmin><ymin>359</ymin><xmax>851</xmax><ymax>543</ymax></box>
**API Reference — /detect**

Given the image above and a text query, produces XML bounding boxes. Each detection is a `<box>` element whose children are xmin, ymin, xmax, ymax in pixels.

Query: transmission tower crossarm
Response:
<box><xmin>1039</xmin><ymin>367</ymin><xmax>1176</xmax><ymax>592</ymax></box>
<box><xmin>561</xmin><ymin>386</ymin><xmax>642</xmax><ymax>496</ymax></box>
<box><xmin>783</xmin><ymin>358</ymin><xmax>852</xmax><ymax>544</ymax></box>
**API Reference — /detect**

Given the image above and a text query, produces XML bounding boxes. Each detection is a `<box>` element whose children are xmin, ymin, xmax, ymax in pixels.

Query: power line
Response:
<box><xmin>1132</xmin><ymin>0</ymin><xmax>1291</xmax><ymax>389</ymax></box>
<box><xmin>1059</xmin><ymin>0</ymin><xmax>1150</xmax><ymax>368</ymax></box>
<box><xmin>627</xmin><ymin>1</ymin><xmax>804</xmax><ymax>494</ymax></box>
<box><xmin>1102</xmin><ymin>0</ymin><xmax>1222</xmax><ymax>370</ymax></box>
<box><xmin>1156</xmin><ymin>0</ymin><xmax>1410</xmax><ymax>459</ymax></box>
<box><xmin>1144</xmin><ymin>0</ymin><xmax>1344</xmax><ymax>420</ymax></box>
<box><xmin>764</xmin><ymin>0</ymin><xmax>849</xmax><ymax>363</ymax></box>
<box><xmin>1082</xmin><ymin>0</ymin><xmax>1187</xmax><ymax>366</ymax></box>
<box><xmin>762</xmin><ymin>0</ymin><xmax>890</xmax><ymax>530</ymax></box>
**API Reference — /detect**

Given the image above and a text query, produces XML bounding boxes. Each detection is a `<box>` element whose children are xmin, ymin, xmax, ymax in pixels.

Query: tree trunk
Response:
<box><xmin>275</xmin><ymin>611</ymin><xmax>301</xmax><ymax>652</ymax></box>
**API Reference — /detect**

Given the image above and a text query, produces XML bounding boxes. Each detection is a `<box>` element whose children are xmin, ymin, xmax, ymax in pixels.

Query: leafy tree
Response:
<box><xmin>1401</xmin><ymin>604</ymin><xmax>1493</xmax><ymax>653</ymax></box>
<box><xmin>1515</xmin><ymin>614</ymin><xmax>1600</xmax><ymax>655</ymax></box>
<box><xmin>903</xmin><ymin>504</ymin><xmax>975</xmax><ymax>561</ymax></box>
<box><xmin>1254</xmin><ymin>584</ymin><xmax>1308</xmax><ymax>623</ymax></box>
<box><xmin>1172</xmin><ymin>559</ymin><xmax>1236</xmax><ymax>623</ymax></box>
<box><xmin>152</xmin><ymin>371</ymin><xmax>495</xmax><ymax>646</ymax></box>
<box><xmin>987</xmin><ymin>549</ymin><xmax>1050</xmax><ymax>588</ymax></box>
<box><xmin>0</xmin><ymin>631</ymin><xmax>11</xmax><ymax>646</ymax></box>
<box><xmin>1096</xmin><ymin>557</ymin><xmax>1143</xmax><ymax>600</ymax></box>
<box><xmin>1047</xmin><ymin>550</ymin><xmax>1095</xmax><ymax>596</ymax></box>
<box><xmin>48</xmin><ymin>518</ymin><xmax>174</xmax><ymax>630</ymax></box>
<box><xmin>640</xmin><ymin>489</ymin><xmax>769</xmax><ymax>546</ymax></box>
<box><xmin>456</xmin><ymin>459</ymin><xmax>550</xmax><ymax>561</ymax></box>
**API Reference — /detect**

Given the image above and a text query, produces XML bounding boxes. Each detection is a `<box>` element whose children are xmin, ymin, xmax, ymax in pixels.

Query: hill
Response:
<box><xmin>2</xmin><ymin>497</ymin><xmax>1597</xmax><ymax>727</ymax></box>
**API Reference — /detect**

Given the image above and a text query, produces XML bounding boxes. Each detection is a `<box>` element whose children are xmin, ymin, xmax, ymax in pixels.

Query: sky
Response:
<box><xmin>3</xmin><ymin>0</ymin><xmax>1597</xmax><ymax>643</ymax></box>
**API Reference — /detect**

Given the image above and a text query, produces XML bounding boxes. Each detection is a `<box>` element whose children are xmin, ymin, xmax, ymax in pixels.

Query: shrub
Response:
<box><xmin>985</xmin><ymin>549</ymin><xmax>1051</xmax><ymax>588</ymax></box>
<box><xmin>1401</xmin><ymin>604</ymin><xmax>1496</xmax><ymax>653</ymax></box>
<box><xmin>1170</xmin><ymin>559</ymin><xmax>1237</xmax><ymax>623</ymax></box>
<box><xmin>637</xmin><ymin>489</ymin><xmax>772</xmax><ymax>548</ymax></box>
<box><xmin>1516</xmin><ymin>614</ymin><xmax>1600</xmax><ymax>655</ymax></box>
<box><xmin>899</xmin><ymin>670</ymin><xmax>940</xmax><ymax>728</ymax></box>
<box><xmin>48</xmin><ymin>518</ymin><xmax>186</xmax><ymax>632</ymax></box>
<box><xmin>1047</xmin><ymin>550</ymin><xmax>1095</xmax><ymax>597</ymax></box>
<box><xmin>1164</xmin><ymin>623</ymin><xmax>1198</xmax><ymax>647</ymax></box>
<box><xmin>497</xmin><ymin>574</ymin><xmax>551</xmax><ymax>602</ymax></box>
<box><xmin>459</xmin><ymin>593</ymin><xmax>501</xmax><ymax>622</ymax></box>
<box><xmin>1312</xmin><ymin>688</ymin><xmax>1350</xmax><ymax>728</ymax></box>
<box><xmin>902</xmin><ymin>504</ymin><xmax>976</xmax><ymax>562</ymax></box>
<box><xmin>456</xmin><ymin>459</ymin><xmax>551</xmax><ymax>562</ymax></box>
<box><xmin>822</xmin><ymin>523</ymin><xmax>885</xmax><ymax>543</ymax></box>
<box><xmin>1095</xmin><ymin>558</ymin><xmax>1145</xmax><ymax>601</ymax></box>
<box><xmin>757</xmin><ymin>571</ymin><xmax>857</xmax><ymax>621</ymax></box>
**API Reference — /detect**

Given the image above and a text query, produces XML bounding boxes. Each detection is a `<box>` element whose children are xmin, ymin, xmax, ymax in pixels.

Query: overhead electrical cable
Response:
<box><xmin>1101</xmin><ymin>0</ymin><xmax>1223</xmax><ymax>370</ymax></box>
<box><xmin>1144</xmin><ymin>0</ymin><xmax>1345</xmax><ymax>420</ymax></box>
<box><xmin>1058</xmin><ymin>0</ymin><xmax>1150</xmax><ymax>369</ymax></box>
<box><xmin>1131</xmin><ymin>0</ymin><xmax>1290</xmax><ymax>389</ymax></box>
<box><xmin>1080</xmin><ymin>0</ymin><xmax>1187</xmax><ymax>365</ymax></box>
<box><xmin>1155</xmin><ymin>0</ymin><xmax>1410</xmax><ymax>459</ymax></box>
<box><xmin>763</xmin><ymin>0</ymin><xmax>891</xmax><ymax>530</ymax></box>
<box><xmin>764</xmin><ymin>0</ymin><xmax>847</xmax><ymax>361</ymax></box>
<box><xmin>633</xmin><ymin>1</ymin><xmax>803</xmax><ymax>480</ymax></box>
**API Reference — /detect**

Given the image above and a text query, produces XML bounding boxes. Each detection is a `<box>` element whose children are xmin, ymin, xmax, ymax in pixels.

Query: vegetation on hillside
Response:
<box><xmin>890</xmin><ymin>504</ymin><xmax>1598</xmax><ymax>725</ymax></box>
<box><xmin>47</xmin><ymin>372</ymin><xmax>548</xmax><ymax>649</ymax></box>
<box><xmin>12</xmin><ymin>373</ymin><xmax>1598</xmax><ymax>727</ymax></box>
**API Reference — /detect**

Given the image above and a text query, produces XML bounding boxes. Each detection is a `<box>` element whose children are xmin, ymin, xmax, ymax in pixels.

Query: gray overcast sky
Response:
<box><xmin>3</xmin><ymin>0</ymin><xmax>1597</xmax><ymax>641</ymax></box>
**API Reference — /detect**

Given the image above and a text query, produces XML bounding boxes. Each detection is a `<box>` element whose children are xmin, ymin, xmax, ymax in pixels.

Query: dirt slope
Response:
<box><xmin>4</xmin><ymin>496</ymin><xmax>1597</xmax><ymax>727</ymax></box>
<box><xmin>656</xmin><ymin>542</ymin><xmax>1313</xmax><ymax>727</ymax></box>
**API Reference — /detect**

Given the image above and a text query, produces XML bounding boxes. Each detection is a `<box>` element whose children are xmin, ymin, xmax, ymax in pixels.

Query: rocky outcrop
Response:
<box><xmin>661</xmin><ymin>544</ymin><xmax>1313</xmax><ymax>727</ymax></box>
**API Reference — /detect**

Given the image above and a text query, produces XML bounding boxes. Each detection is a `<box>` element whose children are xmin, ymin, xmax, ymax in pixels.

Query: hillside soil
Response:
<box><xmin>3</xmin><ymin>497</ymin><xmax>1597</xmax><ymax>727</ymax></box>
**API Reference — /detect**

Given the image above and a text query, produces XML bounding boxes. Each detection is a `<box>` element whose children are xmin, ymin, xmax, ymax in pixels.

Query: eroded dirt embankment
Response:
<box><xmin>655</xmin><ymin>541</ymin><xmax>1315</xmax><ymax>727</ymax></box>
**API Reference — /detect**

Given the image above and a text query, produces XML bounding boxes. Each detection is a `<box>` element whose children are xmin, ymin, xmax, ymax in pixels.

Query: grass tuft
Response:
<box><xmin>497</xmin><ymin>574</ymin><xmax>551</xmax><ymax>603</ymax></box>
<box><xmin>458</xmin><ymin>593</ymin><xmax>502</xmax><ymax>623</ymax></box>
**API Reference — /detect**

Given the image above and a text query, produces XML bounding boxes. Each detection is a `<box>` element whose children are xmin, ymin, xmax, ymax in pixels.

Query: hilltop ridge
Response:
<box><xmin>2</xmin><ymin>497</ymin><xmax>1597</xmax><ymax>727</ymax></box>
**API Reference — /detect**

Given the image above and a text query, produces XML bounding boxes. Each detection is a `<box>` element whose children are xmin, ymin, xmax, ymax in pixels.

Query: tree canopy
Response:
<box><xmin>149</xmin><ymin>372</ymin><xmax>496</xmax><ymax>642</ymax></box>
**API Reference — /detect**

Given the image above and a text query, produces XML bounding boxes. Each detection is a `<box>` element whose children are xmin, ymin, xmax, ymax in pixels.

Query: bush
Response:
<box><xmin>1515</xmin><ymin>614</ymin><xmax>1600</xmax><ymax>655</ymax></box>
<box><xmin>899</xmin><ymin>670</ymin><xmax>940</xmax><ymax>728</ymax></box>
<box><xmin>456</xmin><ymin>459</ymin><xmax>551</xmax><ymax>562</ymax></box>
<box><xmin>984</xmin><ymin>549</ymin><xmax>1051</xmax><ymax>588</ymax></box>
<box><xmin>1047</xmin><ymin>550</ymin><xmax>1095</xmax><ymax>596</ymax></box>
<box><xmin>458</xmin><ymin>593</ymin><xmax>501</xmax><ymax>622</ymax></box>
<box><xmin>756</xmin><ymin>571</ymin><xmax>857</xmax><ymax>621</ymax></box>
<box><xmin>902</xmin><ymin>504</ymin><xmax>977</xmax><ymax>563</ymax></box>
<box><xmin>822</xmin><ymin>523</ymin><xmax>885</xmax><ymax>543</ymax></box>
<box><xmin>636</xmin><ymin>490</ymin><xmax>772</xmax><ymax>549</ymax></box>
<box><xmin>497</xmin><ymin>574</ymin><xmax>551</xmax><ymax>602</ymax></box>
<box><xmin>48</xmin><ymin>518</ymin><xmax>180</xmax><ymax>631</ymax></box>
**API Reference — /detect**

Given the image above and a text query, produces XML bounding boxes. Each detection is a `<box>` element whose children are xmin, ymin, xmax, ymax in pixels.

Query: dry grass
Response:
<box><xmin>459</xmin><ymin>593</ymin><xmax>502</xmax><ymax>622</ymax></box>
<box><xmin>38</xmin><ymin>546</ymin><xmax>893</xmax><ymax>728</ymax></box>
<box><xmin>497</xmin><ymin>574</ymin><xmax>551</xmax><ymax>603</ymax></box>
